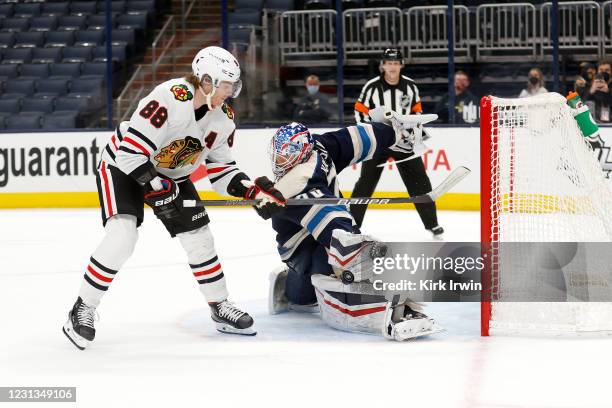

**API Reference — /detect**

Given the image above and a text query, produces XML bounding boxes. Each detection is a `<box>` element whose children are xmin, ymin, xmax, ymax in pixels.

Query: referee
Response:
<box><xmin>351</xmin><ymin>48</ymin><xmax>443</xmax><ymax>237</ymax></box>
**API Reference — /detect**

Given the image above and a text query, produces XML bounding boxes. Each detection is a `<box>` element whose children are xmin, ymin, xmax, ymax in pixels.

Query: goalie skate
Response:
<box><xmin>62</xmin><ymin>297</ymin><xmax>97</xmax><ymax>350</ymax></box>
<box><xmin>210</xmin><ymin>300</ymin><xmax>256</xmax><ymax>336</ymax></box>
<box><xmin>383</xmin><ymin>305</ymin><xmax>444</xmax><ymax>341</ymax></box>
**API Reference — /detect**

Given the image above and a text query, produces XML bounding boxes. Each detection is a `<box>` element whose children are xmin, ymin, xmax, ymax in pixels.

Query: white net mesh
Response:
<box><xmin>485</xmin><ymin>93</ymin><xmax>612</xmax><ymax>334</ymax></box>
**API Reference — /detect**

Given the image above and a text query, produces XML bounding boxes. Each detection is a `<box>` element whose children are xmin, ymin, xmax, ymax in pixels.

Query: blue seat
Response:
<box><xmin>19</xmin><ymin>63</ymin><xmax>50</xmax><ymax>79</ymax></box>
<box><xmin>229</xmin><ymin>27</ymin><xmax>253</xmax><ymax>44</ymax></box>
<box><xmin>0</xmin><ymin>63</ymin><xmax>18</xmax><ymax>78</ymax></box>
<box><xmin>44</xmin><ymin>30</ymin><xmax>75</xmax><ymax>47</ymax></box>
<box><xmin>126</xmin><ymin>0</ymin><xmax>155</xmax><ymax>13</ymax></box>
<box><xmin>42</xmin><ymin>112</ymin><xmax>78</xmax><ymax>129</ymax></box>
<box><xmin>70</xmin><ymin>2</ymin><xmax>97</xmax><ymax>16</ymax></box>
<box><xmin>236</xmin><ymin>0</ymin><xmax>264</xmax><ymax>9</ymax></box>
<box><xmin>21</xmin><ymin>97</ymin><xmax>55</xmax><ymax>114</ymax></box>
<box><xmin>56</xmin><ymin>96</ymin><xmax>90</xmax><ymax>113</ymax></box>
<box><xmin>34</xmin><ymin>77</ymin><xmax>70</xmax><ymax>97</ymax></box>
<box><xmin>0</xmin><ymin>115</ymin><xmax>6</xmax><ymax>129</ymax></box>
<box><xmin>58</xmin><ymin>15</ymin><xmax>87</xmax><ymax>31</ymax></box>
<box><xmin>50</xmin><ymin>62</ymin><xmax>81</xmax><ymax>78</ymax></box>
<box><xmin>62</xmin><ymin>46</ymin><xmax>93</xmax><ymax>62</ymax></box>
<box><xmin>0</xmin><ymin>32</ymin><xmax>15</xmax><ymax>48</ymax></box>
<box><xmin>14</xmin><ymin>31</ymin><xmax>45</xmax><ymax>48</ymax></box>
<box><xmin>97</xmin><ymin>1</ymin><xmax>126</xmax><ymax>13</ymax></box>
<box><xmin>13</xmin><ymin>3</ymin><xmax>41</xmax><ymax>18</ymax></box>
<box><xmin>4</xmin><ymin>79</ymin><xmax>36</xmax><ymax>96</ymax></box>
<box><xmin>87</xmin><ymin>13</ymin><xmax>119</xmax><ymax>30</ymax></box>
<box><xmin>42</xmin><ymin>2</ymin><xmax>69</xmax><ymax>17</ymax></box>
<box><xmin>70</xmin><ymin>76</ymin><xmax>103</xmax><ymax>94</ymax></box>
<box><xmin>5</xmin><ymin>113</ymin><xmax>42</xmax><ymax>129</ymax></box>
<box><xmin>117</xmin><ymin>13</ymin><xmax>147</xmax><ymax>30</ymax></box>
<box><xmin>0</xmin><ymin>4</ymin><xmax>13</xmax><ymax>18</ymax></box>
<box><xmin>2</xmin><ymin>48</ymin><xmax>33</xmax><ymax>63</ymax></box>
<box><xmin>93</xmin><ymin>45</ymin><xmax>126</xmax><ymax>62</ymax></box>
<box><xmin>0</xmin><ymin>98</ymin><xmax>20</xmax><ymax>113</ymax></box>
<box><xmin>265</xmin><ymin>0</ymin><xmax>295</xmax><ymax>10</ymax></box>
<box><xmin>304</xmin><ymin>0</ymin><xmax>333</xmax><ymax>9</ymax></box>
<box><xmin>81</xmin><ymin>61</ymin><xmax>106</xmax><ymax>77</ymax></box>
<box><xmin>228</xmin><ymin>10</ymin><xmax>262</xmax><ymax>27</ymax></box>
<box><xmin>32</xmin><ymin>47</ymin><xmax>62</xmax><ymax>63</ymax></box>
<box><xmin>75</xmin><ymin>30</ymin><xmax>104</xmax><ymax>46</ymax></box>
<box><xmin>1</xmin><ymin>18</ymin><xmax>30</xmax><ymax>33</ymax></box>
<box><xmin>111</xmin><ymin>28</ymin><xmax>135</xmax><ymax>46</ymax></box>
<box><xmin>29</xmin><ymin>16</ymin><xmax>59</xmax><ymax>32</ymax></box>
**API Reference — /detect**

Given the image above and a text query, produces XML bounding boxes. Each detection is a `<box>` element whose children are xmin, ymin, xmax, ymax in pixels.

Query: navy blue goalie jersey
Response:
<box><xmin>271</xmin><ymin>122</ymin><xmax>397</xmax><ymax>261</ymax></box>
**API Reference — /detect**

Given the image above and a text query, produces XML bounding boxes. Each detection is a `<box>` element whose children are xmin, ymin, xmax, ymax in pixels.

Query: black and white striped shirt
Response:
<box><xmin>354</xmin><ymin>75</ymin><xmax>422</xmax><ymax>123</ymax></box>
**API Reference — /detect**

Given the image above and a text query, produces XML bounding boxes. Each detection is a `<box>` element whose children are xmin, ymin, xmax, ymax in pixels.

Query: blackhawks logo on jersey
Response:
<box><xmin>170</xmin><ymin>84</ymin><xmax>193</xmax><ymax>102</ymax></box>
<box><xmin>155</xmin><ymin>136</ymin><xmax>203</xmax><ymax>169</ymax></box>
<box><xmin>221</xmin><ymin>103</ymin><xmax>234</xmax><ymax>120</ymax></box>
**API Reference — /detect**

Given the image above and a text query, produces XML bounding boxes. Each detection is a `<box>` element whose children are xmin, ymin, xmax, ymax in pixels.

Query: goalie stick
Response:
<box><xmin>183</xmin><ymin>166</ymin><xmax>470</xmax><ymax>207</ymax></box>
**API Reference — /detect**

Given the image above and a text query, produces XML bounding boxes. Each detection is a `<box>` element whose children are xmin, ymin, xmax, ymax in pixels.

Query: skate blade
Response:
<box><xmin>288</xmin><ymin>303</ymin><xmax>319</xmax><ymax>313</ymax></box>
<box><xmin>62</xmin><ymin>322</ymin><xmax>90</xmax><ymax>350</ymax></box>
<box><xmin>393</xmin><ymin>322</ymin><xmax>445</xmax><ymax>341</ymax></box>
<box><xmin>215</xmin><ymin>322</ymin><xmax>257</xmax><ymax>336</ymax></box>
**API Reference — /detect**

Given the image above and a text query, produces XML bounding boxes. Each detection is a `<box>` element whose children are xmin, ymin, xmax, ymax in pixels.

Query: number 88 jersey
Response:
<box><xmin>101</xmin><ymin>78</ymin><xmax>240</xmax><ymax>195</ymax></box>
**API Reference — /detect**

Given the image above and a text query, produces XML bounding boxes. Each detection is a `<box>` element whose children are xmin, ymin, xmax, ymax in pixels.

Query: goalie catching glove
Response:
<box><xmin>144</xmin><ymin>176</ymin><xmax>182</xmax><ymax>223</ymax></box>
<box><xmin>243</xmin><ymin>176</ymin><xmax>287</xmax><ymax>220</ymax></box>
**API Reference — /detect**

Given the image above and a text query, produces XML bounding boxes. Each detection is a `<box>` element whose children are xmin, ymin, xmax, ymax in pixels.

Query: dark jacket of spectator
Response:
<box><xmin>435</xmin><ymin>71</ymin><xmax>479</xmax><ymax>124</ymax></box>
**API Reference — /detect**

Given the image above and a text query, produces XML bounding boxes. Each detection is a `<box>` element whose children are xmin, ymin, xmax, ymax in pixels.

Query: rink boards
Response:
<box><xmin>1</xmin><ymin>126</ymin><xmax>611</xmax><ymax>210</ymax></box>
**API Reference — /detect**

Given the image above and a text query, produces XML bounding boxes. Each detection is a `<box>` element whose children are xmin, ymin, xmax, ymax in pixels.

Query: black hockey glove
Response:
<box><xmin>244</xmin><ymin>176</ymin><xmax>287</xmax><ymax>220</ymax></box>
<box><xmin>144</xmin><ymin>177</ymin><xmax>182</xmax><ymax>223</ymax></box>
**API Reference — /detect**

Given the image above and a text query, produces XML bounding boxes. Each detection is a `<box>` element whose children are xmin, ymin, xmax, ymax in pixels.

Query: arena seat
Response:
<box><xmin>35</xmin><ymin>78</ymin><xmax>70</xmax><ymax>98</ymax></box>
<box><xmin>42</xmin><ymin>111</ymin><xmax>78</xmax><ymax>129</ymax></box>
<box><xmin>21</xmin><ymin>97</ymin><xmax>55</xmax><ymax>114</ymax></box>
<box><xmin>29</xmin><ymin>16</ymin><xmax>59</xmax><ymax>32</ymax></box>
<box><xmin>5</xmin><ymin>113</ymin><xmax>42</xmax><ymax>129</ymax></box>
<box><xmin>20</xmin><ymin>63</ymin><xmax>51</xmax><ymax>79</ymax></box>
<box><xmin>32</xmin><ymin>47</ymin><xmax>63</xmax><ymax>63</ymax></box>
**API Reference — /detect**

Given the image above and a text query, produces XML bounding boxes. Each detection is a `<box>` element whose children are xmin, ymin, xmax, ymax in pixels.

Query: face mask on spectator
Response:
<box><xmin>307</xmin><ymin>85</ymin><xmax>319</xmax><ymax>95</ymax></box>
<box><xmin>528</xmin><ymin>76</ymin><xmax>539</xmax><ymax>86</ymax></box>
<box><xmin>601</xmin><ymin>72</ymin><xmax>610</xmax><ymax>83</ymax></box>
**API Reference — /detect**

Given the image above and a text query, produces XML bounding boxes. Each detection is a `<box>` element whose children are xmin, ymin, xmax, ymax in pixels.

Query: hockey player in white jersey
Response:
<box><xmin>63</xmin><ymin>46</ymin><xmax>286</xmax><ymax>349</ymax></box>
<box><xmin>265</xmin><ymin>118</ymin><xmax>443</xmax><ymax>341</ymax></box>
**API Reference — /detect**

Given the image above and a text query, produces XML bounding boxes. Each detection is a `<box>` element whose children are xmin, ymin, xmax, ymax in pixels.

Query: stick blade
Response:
<box><xmin>428</xmin><ymin>166</ymin><xmax>471</xmax><ymax>201</ymax></box>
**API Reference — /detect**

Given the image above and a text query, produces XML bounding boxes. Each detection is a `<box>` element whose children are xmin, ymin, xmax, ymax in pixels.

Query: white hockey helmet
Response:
<box><xmin>192</xmin><ymin>46</ymin><xmax>242</xmax><ymax>98</ymax></box>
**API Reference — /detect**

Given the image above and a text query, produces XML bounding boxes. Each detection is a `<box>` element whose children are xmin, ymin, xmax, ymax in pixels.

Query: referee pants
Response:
<box><xmin>350</xmin><ymin>152</ymin><xmax>438</xmax><ymax>230</ymax></box>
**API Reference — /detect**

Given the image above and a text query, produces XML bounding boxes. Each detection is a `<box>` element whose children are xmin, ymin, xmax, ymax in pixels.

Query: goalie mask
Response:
<box><xmin>192</xmin><ymin>46</ymin><xmax>242</xmax><ymax>107</ymax></box>
<box><xmin>269</xmin><ymin>122</ymin><xmax>315</xmax><ymax>179</ymax></box>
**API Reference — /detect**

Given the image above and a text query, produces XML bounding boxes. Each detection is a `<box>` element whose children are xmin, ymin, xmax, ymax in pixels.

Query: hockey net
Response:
<box><xmin>480</xmin><ymin>93</ymin><xmax>612</xmax><ymax>336</ymax></box>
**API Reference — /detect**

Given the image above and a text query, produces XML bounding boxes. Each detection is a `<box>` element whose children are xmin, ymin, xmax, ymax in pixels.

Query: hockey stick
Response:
<box><xmin>183</xmin><ymin>166</ymin><xmax>471</xmax><ymax>207</ymax></box>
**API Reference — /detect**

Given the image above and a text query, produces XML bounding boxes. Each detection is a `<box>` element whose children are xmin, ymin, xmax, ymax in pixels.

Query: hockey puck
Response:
<box><xmin>341</xmin><ymin>270</ymin><xmax>355</xmax><ymax>284</ymax></box>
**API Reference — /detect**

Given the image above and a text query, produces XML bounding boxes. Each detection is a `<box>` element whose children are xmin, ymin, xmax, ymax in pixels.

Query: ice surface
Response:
<box><xmin>0</xmin><ymin>208</ymin><xmax>610</xmax><ymax>408</ymax></box>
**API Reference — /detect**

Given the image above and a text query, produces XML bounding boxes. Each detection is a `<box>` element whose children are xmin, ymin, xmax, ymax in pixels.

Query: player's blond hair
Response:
<box><xmin>185</xmin><ymin>74</ymin><xmax>202</xmax><ymax>88</ymax></box>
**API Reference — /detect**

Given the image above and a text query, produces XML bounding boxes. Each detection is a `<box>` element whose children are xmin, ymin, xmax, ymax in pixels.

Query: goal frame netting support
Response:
<box><xmin>480</xmin><ymin>93</ymin><xmax>612</xmax><ymax>336</ymax></box>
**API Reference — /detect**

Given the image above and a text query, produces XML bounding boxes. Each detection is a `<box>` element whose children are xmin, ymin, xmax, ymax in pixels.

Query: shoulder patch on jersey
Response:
<box><xmin>154</xmin><ymin>136</ymin><xmax>203</xmax><ymax>169</ymax></box>
<box><xmin>221</xmin><ymin>103</ymin><xmax>234</xmax><ymax>120</ymax></box>
<box><xmin>170</xmin><ymin>84</ymin><xmax>193</xmax><ymax>102</ymax></box>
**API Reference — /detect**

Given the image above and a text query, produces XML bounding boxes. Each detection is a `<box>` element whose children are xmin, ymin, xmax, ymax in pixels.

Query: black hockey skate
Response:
<box><xmin>209</xmin><ymin>300</ymin><xmax>256</xmax><ymax>336</ymax></box>
<box><xmin>62</xmin><ymin>297</ymin><xmax>97</xmax><ymax>350</ymax></box>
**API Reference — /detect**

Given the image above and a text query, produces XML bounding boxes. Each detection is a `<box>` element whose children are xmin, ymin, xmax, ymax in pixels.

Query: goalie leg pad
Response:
<box><xmin>328</xmin><ymin>229</ymin><xmax>387</xmax><ymax>283</ymax></box>
<box><xmin>269</xmin><ymin>266</ymin><xmax>320</xmax><ymax>314</ymax></box>
<box><xmin>312</xmin><ymin>275</ymin><xmax>443</xmax><ymax>340</ymax></box>
<box><xmin>312</xmin><ymin>274</ymin><xmax>389</xmax><ymax>335</ymax></box>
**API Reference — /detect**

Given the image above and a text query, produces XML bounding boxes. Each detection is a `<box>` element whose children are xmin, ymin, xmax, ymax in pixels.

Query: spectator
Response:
<box><xmin>518</xmin><ymin>68</ymin><xmax>547</xmax><ymax>98</ymax></box>
<box><xmin>434</xmin><ymin>70</ymin><xmax>479</xmax><ymax>124</ymax></box>
<box><xmin>577</xmin><ymin>62</ymin><xmax>597</xmax><ymax>92</ymax></box>
<box><xmin>597</xmin><ymin>60</ymin><xmax>611</xmax><ymax>83</ymax></box>
<box><xmin>292</xmin><ymin>74</ymin><xmax>331</xmax><ymax>124</ymax></box>
<box><xmin>585</xmin><ymin>73</ymin><xmax>611</xmax><ymax>124</ymax></box>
